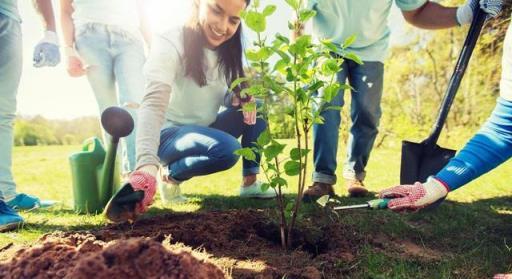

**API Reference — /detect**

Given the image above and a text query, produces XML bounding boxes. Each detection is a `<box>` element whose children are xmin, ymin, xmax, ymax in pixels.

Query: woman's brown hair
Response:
<box><xmin>183</xmin><ymin>0</ymin><xmax>250</xmax><ymax>88</ymax></box>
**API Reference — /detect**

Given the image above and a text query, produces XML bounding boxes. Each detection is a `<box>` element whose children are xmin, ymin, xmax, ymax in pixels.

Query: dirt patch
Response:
<box><xmin>0</xmin><ymin>209</ymin><xmax>443</xmax><ymax>278</ymax></box>
<box><xmin>0</xmin><ymin>237</ymin><xmax>224</xmax><ymax>279</ymax></box>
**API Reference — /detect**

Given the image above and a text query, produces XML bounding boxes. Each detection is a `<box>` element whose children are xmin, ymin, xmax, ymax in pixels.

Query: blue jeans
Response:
<box><xmin>75</xmin><ymin>23</ymin><xmax>145</xmax><ymax>173</ymax></box>
<box><xmin>157</xmin><ymin>105</ymin><xmax>267</xmax><ymax>181</ymax></box>
<box><xmin>0</xmin><ymin>14</ymin><xmax>22</xmax><ymax>200</ymax></box>
<box><xmin>313</xmin><ymin>60</ymin><xmax>384</xmax><ymax>184</ymax></box>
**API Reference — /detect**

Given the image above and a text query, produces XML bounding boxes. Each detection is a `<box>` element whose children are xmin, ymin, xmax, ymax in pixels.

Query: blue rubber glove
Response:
<box><xmin>33</xmin><ymin>31</ymin><xmax>61</xmax><ymax>67</ymax></box>
<box><xmin>456</xmin><ymin>0</ymin><xmax>503</xmax><ymax>25</ymax></box>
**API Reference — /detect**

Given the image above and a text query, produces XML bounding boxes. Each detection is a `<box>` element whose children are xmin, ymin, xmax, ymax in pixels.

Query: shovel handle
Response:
<box><xmin>367</xmin><ymin>198</ymin><xmax>390</xmax><ymax>209</ymax></box>
<box><xmin>427</xmin><ymin>8</ymin><xmax>487</xmax><ymax>145</ymax></box>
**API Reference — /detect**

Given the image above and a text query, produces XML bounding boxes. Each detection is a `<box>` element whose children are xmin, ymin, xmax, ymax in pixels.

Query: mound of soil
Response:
<box><xmin>0</xmin><ymin>209</ymin><xmax>442</xmax><ymax>278</ymax></box>
<box><xmin>0</xmin><ymin>237</ymin><xmax>224</xmax><ymax>279</ymax></box>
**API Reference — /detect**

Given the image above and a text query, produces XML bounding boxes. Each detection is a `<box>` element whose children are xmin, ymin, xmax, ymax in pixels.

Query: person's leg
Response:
<box><xmin>343</xmin><ymin>60</ymin><xmax>384</xmax><ymax>194</ymax></box>
<box><xmin>311</xmin><ymin>62</ymin><xmax>349</xmax><ymax>187</ymax></box>
<box><xmin>209</xmin><ymin>103</ymin><xmax>267</xmax><ymax>181</ymax></box>
<box><xmin>158</xmin><ymin>125</ymin><xmax>241</xmax><ymax>181</ymax></box>
<box><xmin>0</xmin><ymin>15</ymin><xmax>23</xmax><ymax>229</ymax></box>
<box><xmin>303</xmin><ymin>62</ymin><xmax>349</xmax><ymax>201</ymax></box>
<box><xmin>75</xmin><ymin>24</ymin><xmax>117</xmax><ymax>145</ymax></box>
<box><xmin>435</xmin><ymin>99</ymin><xmax>512</xmax><ymax>190</ymax></box>
<box><xmin>0</xmin><ymin>15</ymin><xmax>22</xmax><ymax>201</ymax></box>
<box><xmin>112</xmin><ymin>31</ymin><xmax>146</xmax><ymax>173</ymax></box>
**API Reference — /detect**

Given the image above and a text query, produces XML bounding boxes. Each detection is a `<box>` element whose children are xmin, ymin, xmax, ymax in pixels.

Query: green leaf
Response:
<box><xmin>264</xmin><ymin>142</ymin><xmax>286</xmax><ymax>161</ymax></box>
<box><xmin>323</xmin><ymin>83</ymin><xmax>341</xmax><ymax>103</ymax></box>
<box><xmin>275</xmin><ymin>177</ymin><xmax>288</xmax><ymax>187</ymax></box>
<box><xmin>344</xmin><ymin>52</ymin><xmax>363</xmax><ymax>65</ymax></box>
<box><xmin>321</xmin><ymin>39</ymin><xmax>338</xmax><ymax>53</ymax></box>
<box><xmin>275</xmin><ymin>33</ymin><xmax>290</xmax><ymax>45</ymax></box>
<box><xmin>234</xmin><ymin>147</ymin><xmax>256</xmax><ymax>161</ymax></box>
<box><xmin>298</xmin><ymin>10</ymin><xmax>316</xmax><ymax>22</ymax></box>
<box><xmin>229</xmin><ymin>77</ymin><xmax>250</xmax><ymax>91</ymax></box>
<box><xmin>262</xmin><ymin>5</ymin><xmax>277</xmax><ymax>17</ymax></box>
<box><xmin>290</xmin><ymin>148</ymin><xmax>310</xmax><ymax>160</ymax></box>
<box><xmin>308</xmin><ymin>81</ymin><xmax>324</xmax><ymax>93</ymax></box>
<box><xmin>245</xmin><ymin>11</ymin><xmax>266</xmax><ymax>33</ymax></box>
<box><xmin>316</xmin><ymin>195</ymin><xmax>330</xmax><ymax>207</ymax></box>
<box><xmin>284</xmin><ymin>161</ymin><xmax>301</xmax><ymax>176</ymax></box>
<box><xmin>343</xmin><ymin>34</ymin><xmax>357</xmax><ymax>48</ymax></box>
<box><xmin>257</xmin><ymin>129</ymin><xmax>271</xmax><ymax>146</ymax></box>
<box><xmin>260</xmin><ymin>182</ymin><xmax>270</xmax><ymax>192</ymax></box>
<box><xmin>285</xmin><ymin>0</ymin><xmax>300</xmax><ymax>10</ymax></box>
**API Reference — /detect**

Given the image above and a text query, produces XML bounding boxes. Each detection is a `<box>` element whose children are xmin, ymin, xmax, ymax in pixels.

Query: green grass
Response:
<box><xmin>2</xmin><ymin>141</ymin><xmax>511</xmax><ymax>277</ymax></box>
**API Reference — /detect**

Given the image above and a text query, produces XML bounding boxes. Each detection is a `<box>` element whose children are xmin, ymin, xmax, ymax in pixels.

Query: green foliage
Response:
<box><xmin>237</xmin><ymin>0</ymin><xmax>355</xmax><ymax>249</ymax></box>
<box><xmin>14</xmin><ymin>115</ymin><xmax>101</xmax><ymax>146</ymax></box>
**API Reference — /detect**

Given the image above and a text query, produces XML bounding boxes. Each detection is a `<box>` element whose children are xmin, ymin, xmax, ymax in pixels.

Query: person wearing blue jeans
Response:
<box><xmin>60</xmin><ymin>0</ymin><xmax>151</xmax><ymax>174</ymax></box>
<box><xmin>380</xmin><ymin>19</ymin><xmax>511</xmax><ymax>278</ymax></box>
<box><xmin>106</xmin><ymin>0</ymin><xmax>275</xmax><ymax>223</ymax></box>
<box><xmin>0</xmin><ymin>0</ymin><xmax>60</xmax><ymax>231</ymax></box>
<box><xmin>302</xmin><ymin>0</ymin><xmax>503</xmax><ymax>201</ymax></box>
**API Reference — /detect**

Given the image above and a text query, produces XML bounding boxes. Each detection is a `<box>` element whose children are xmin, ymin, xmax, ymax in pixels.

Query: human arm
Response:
<box><xmin>60</xmin><ymin>0</ymin><xmax>86</xmax><ymax>77</ymax></box>
<box><xmin>401</xmin><ymin>0</ymin><xmax>502</xmax><ymax>29</ymax></box>
<box><xmin>32</xmin><ymin>0</ymin><xmax>60</xmax><ymax>67</ymax></box>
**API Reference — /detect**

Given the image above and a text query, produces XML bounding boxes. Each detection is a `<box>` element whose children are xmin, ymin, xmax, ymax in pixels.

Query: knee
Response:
<box><xmin>212</xmin><ymin>138</ymin><xmax>241</xmax><ymax>169</ymax></box>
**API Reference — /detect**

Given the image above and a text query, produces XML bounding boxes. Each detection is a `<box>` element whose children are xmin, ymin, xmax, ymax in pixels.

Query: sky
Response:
<box><xmin>16</xmin><ymin>0</ymin><xmax>407</xmax><ymax>119</ymax></box>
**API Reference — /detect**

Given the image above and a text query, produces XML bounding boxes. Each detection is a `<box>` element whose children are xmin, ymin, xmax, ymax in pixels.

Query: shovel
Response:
<box><xmin>400</xmin><ymin>8</ymin><xmax>487</xmax><ymax>184</ymax></box>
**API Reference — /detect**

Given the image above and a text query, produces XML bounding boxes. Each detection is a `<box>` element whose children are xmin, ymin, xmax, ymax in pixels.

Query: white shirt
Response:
<box><xmin>143</xmin><ymin>27</ymin><xmax>228</xmax><ymax>128</ymax></box>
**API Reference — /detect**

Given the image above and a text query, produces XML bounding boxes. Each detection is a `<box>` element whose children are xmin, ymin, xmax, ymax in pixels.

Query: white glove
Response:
<box><xmin>33</xmin><ymin>31</ymin><xmax>60</xmax><ymax>67</ymax></box>
<box><xmin>456</xmin><ymin>0</ymin><xmax>503</xmax><ymax>26</ymax></box>
<box><xmin>379</xmin><ymin>177</ymin><xmax>449</xmax><ymax>212</ymax></box>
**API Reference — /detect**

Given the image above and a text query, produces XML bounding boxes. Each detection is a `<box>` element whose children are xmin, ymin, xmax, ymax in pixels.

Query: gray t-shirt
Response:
<box><xmin>136</xmin><ymin>27</ymin><xmax>229</xmax><ymax>167</ymax></box>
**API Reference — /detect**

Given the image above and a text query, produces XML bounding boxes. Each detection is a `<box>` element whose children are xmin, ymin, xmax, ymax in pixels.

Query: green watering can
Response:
<box><xmin>69</xmin><ymin>107</ymin><xmax>134</xmax><ymax>214</ymax></box>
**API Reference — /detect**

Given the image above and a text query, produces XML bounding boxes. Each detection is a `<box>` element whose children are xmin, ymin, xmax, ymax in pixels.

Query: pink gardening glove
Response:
<box><xmin>494</xmin><ymin>274</ymin><xmax>512</xmax><ymax>279</ymax></box>
<box><xmin>379</xmin><ymin>177</ymin><xmax>449</xmax><ymax>212</ymax></box>
<box><xmin>232</xmin><ymin>94</ymin><xmax>257</xmax><ymax>125</ymax></box>
<box><xmin>129</xmin><ymin>170</ymin><xmax>157</xmax><ymax>214</ymax></box>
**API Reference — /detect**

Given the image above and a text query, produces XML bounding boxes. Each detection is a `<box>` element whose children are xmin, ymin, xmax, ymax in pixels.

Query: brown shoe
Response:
<box><xmin>346</xmin><ymin>179</ymin><xmax>368</xmax><ymax>197</ymax></box>
<box><xmin>302</xmin><ymin>182</ymin><xmax>335</xmax><ymax>203</ymax></box>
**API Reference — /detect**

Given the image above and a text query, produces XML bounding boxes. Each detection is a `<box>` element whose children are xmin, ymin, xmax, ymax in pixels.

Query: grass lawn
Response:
<box><xmin>1</xmin><ymin>140</ymin><xmax>511</xmax><ymax>277</ymax></box>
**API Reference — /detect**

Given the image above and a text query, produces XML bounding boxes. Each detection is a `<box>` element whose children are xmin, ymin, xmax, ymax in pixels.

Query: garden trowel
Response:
<box><xmin>332</xmin><ymin>198</ymin><xmax>390</xmax><ymax>211</ymax></box>
<box><xmin>400</xmin><ymin>7</ymin><xmax>487</xmax><ymax>184</ymax></box>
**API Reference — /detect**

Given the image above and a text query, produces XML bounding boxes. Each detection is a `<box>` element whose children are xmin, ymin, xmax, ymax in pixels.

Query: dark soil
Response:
<box><xmin>0</xmin><ymin>209</ymin><xmax>439</xmax><ymax>278</ymax></box>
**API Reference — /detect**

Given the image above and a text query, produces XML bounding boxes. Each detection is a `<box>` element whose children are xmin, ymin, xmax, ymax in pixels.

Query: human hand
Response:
<box><xmin>65</xmin><ymin>47</ymin><xmax>86</xmax><ymax>77</ymax></box>
<box><xmin>379</xmin><ymin>177</ymin><xmax>449</xmax><ymax>212</ymax></box>
<box><xmin>457</xmin><ymin>0</ymin><xmax>503</xmax><ymax>25</ymax></box>
<box><xmin>33</xmin><ymin>31</ymin><xmax>60</xmax><ymax>67</ymax></box>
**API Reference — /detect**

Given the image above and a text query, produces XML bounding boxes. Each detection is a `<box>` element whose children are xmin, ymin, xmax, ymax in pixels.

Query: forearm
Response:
<box><xmin>33</xmin><ymin>0</ymin><xmax>57</xmax><ymax>31</ymax></box>
<box><xmin>436</xmin><ymin>97</ymin><xmax>512</xmax><ymax>190</ymax></box>
<box><xmin>402</xmin><ymin>2</ymin><xmax>458</xmax><ymax>29</ymax></box>
<box><xmin>136</xmin><ymin>80</ymin><xmax>171</xmax><ymax>170</ymax></box>
<box><xmin>61</xmin><ymin>14</ymin><xmax>75</xmax><ymax>48</ymax></box>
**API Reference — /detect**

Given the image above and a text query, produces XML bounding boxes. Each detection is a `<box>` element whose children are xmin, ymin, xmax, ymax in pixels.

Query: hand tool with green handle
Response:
<box><xmin>333</xmin><ymin>198</ymin><xmax>390</xmax><ymax>210</ymax></box>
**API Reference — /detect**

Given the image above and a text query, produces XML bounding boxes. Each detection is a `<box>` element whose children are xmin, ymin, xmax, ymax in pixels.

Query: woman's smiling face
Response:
<box><xmin>197</xmin><ymin>0</ymin><xmax>247</xmax><ymax>48</ymax></box>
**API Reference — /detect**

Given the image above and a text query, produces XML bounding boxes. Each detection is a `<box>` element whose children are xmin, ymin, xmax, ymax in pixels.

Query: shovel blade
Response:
<box><xmin>104</xmin><ymin>183</ymin><xmax>144</xmax><ymax>223</ymax></box>
<box><xmin>400</xmin><ymin>140</ymin><xmax>456</xmax><ymax>185</ymax></box>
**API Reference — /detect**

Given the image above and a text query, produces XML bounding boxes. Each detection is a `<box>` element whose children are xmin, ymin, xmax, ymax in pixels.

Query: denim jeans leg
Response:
<box><xmin>0</xmin><ymin>16</ymin><xmax>22</xmax><ymax>200</ymax></box>
<box><xmin>209</xmin><ymin>103</ymin><xmax>267</xmax><ymax>176</ymax></box>
<box><xmin>75</xmin><ymin>26</ymin><xmax>118</xmax><ymax>156</ymax></box>
<box><xmin>157</xmin><ymin>125</ymin><xmax>241</xmax><ymax>181</ymax></box>
<box><xmin>312</xmin><ymin>62</ymin><xmax>349</xmax><ymax>185</ymax></box>
<box><xmin>112</xmin><ymin>33</ymin><xmax>146</xmax><ymax>173</ymax></box>
<box><xmin>343</xmin><ymin>60</ymin><xmax>384</xmax><ymax>181</ymax></box>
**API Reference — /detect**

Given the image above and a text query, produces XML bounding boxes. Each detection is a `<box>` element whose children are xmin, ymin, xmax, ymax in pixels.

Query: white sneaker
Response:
<box><xmin>158</xmin><ymin>182</ymin><xmax>188</xmax><ymax>205</ymax></box>
<box><xmin>240</xmin><ymin>181</ymin><xmax>277</xmax><ymax>199</ymax></box>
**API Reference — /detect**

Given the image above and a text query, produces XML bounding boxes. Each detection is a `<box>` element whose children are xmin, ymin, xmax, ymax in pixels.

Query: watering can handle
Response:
<box><xmin>82</xmin><ymin>137</ymin><xmax>103</xmax><ymax>152</ymax></box>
